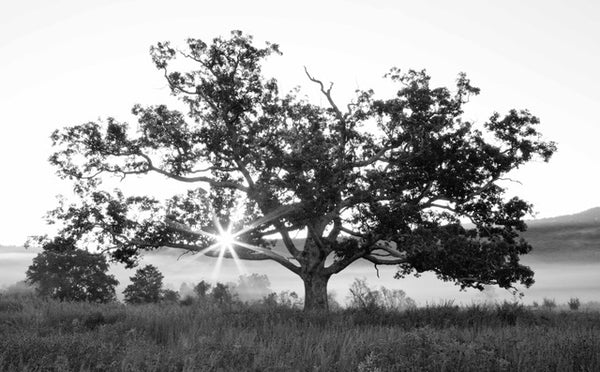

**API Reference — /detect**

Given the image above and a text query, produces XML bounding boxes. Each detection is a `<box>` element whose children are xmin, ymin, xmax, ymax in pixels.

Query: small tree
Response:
<box><xmin>123</xmin><ymin>264</ymin><xmax>164</xmax><ymax>304</ymax></box>
<box><xmin>211</xmin><ymin>282</ymin><xmax>235</xmax><ymax>308</ymax></box>
<box><xmin>194</xmin><ymin>280</ymin><xmax>212</xmax><ymax>299</ymax></box>
<box><xmin>232</xmin><ymin>273</ymin><xmax>272</xmax><ymax>303</ymax></box>
<box><xmin>26</xmin><ymin>237</ymin><xmax>118</xmax><ymax>303</ymax></box>
<box><xmin>347</xmin><ymin>277</ymin><xmax>415</xmax><ymax>311</ymax></box>
<box><xmin>347</xmin><ymin>278</ymin><xmax>381</xmax><ymax>311</ymax></box>
<box><xmin>379</xmin><ymin>287</ymin><xmax>416</xmax><ymax>311</ymax></box>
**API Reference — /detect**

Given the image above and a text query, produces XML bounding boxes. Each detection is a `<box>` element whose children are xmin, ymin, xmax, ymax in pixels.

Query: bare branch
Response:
<box><xmin>304</xmin><ymin>67</ymin><xmax>345</xmax><ymax>123</ymax></box>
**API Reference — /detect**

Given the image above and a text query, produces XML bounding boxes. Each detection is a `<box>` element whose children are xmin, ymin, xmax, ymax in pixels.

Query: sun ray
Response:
<box><xmin>168</xmin><ymin>204</ymin><xmax>295</xmax><ymax>278</ymax></box>
<box><xmin>233</xmin><ymin>240</ymin><xmax>285</xmax><ymax>258</ymax></box>
<box><xmin>231</xmin><ymin>205</ymin><xmax>294</xmax><ymax>238</ymax></box>
<box><xmin>211</xmin><ymin>240</ymin><xmax>227</xmax><ymax>281</ymax></box>
<box><xmin>227</xmin><ymin>244</ymin><xmax>247</xmax><ymax>275</ymax></box>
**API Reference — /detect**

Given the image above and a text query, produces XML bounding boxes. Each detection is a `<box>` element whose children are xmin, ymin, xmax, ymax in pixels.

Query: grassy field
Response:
<box><xmin>1</xmin><ymin>294</ymin><xmax>600</xmax><ymax>371</ymax></box>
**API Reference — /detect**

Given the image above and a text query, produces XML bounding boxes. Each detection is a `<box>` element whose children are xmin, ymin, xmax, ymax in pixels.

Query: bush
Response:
<box><xmin>496</xmin><ymin>301</ymin><xmax>525</xmax><ymax>326</ymax></box>
<box><xmin>542</xmin><ymin>298</ymin><xmax>557</xmax><ymax>310</ymax></box>
<box><xmin>568</xmin><ymin>298</ymin><xmax>581</xmax><ymax>311</ymax></box>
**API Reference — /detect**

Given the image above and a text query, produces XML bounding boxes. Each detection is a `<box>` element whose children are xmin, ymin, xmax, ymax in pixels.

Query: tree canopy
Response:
<box><xmin>44</xmin><ymin>30</ymin><xmax>555</xmax><ymax>310</ymax></box>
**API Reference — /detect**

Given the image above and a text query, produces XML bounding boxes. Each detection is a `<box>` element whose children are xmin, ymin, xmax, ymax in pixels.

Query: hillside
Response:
<box><xmin>523</xmin><ymin>207</ymin><xmax>600</xmax><ymax>262</ymax></box>
<box><xmin>528</xmin><ymin>207</ymin><xmax>600</xmax><ymax>227</ymax></box>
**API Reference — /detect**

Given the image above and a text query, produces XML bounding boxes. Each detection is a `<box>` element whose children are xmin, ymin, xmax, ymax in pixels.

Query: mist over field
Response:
<box><xmin>2</xmin><ymin>208</ymin><xmax>599</xmax><ymax>305</ymax></box>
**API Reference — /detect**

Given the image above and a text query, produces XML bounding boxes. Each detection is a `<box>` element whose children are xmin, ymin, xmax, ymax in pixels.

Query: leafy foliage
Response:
<box><xmin>43</xmin><ymin>30</ymin><xmax>556</xmax><ymax>310</ymax></box>
<box><xmin>26</xmin><ymin>238</ymin><xmax>118</xmax><ymax>303</ymax></box>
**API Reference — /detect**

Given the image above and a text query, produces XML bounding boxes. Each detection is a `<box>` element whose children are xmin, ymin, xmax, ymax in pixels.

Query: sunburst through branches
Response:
<box><xmin>166</xmin><ymin>205</ymin><xmax>295</xmax><ymax>280</ymax></box>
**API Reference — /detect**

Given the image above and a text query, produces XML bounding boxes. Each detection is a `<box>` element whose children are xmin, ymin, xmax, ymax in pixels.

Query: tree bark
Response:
<box><xmin>302</xmin><ymin>273</ymin><xmax>330</xmax><ymax>311</ymax></box>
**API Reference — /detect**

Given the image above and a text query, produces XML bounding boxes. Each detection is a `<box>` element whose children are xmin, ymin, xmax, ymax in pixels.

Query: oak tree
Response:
<box><xmin>46</xmin><ymin>31</ymin><xmax>555</xmax><ymax>311</ymax></box>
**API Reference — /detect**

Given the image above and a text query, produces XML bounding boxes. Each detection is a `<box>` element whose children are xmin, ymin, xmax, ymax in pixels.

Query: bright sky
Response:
<box><xmin>1</xmin><ymin>0</ymin><xmax>599</xmax><ymax>246</ymax></box>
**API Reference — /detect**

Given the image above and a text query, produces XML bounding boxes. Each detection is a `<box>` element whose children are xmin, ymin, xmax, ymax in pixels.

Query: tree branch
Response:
<box><xmin>363</xmin><ymin>254</ymin><xmax>407</xmax><ymax>265</ymax></box>
<box><xmin>137</xmin><ymin>153</ymin><xmax>249</xmax><ymax>192</ymax></box>
<box><xmin>339</xmin><ymin>226</ymin><xmax>367</xmax><ymax>238</ymax></box>
<box><xmin>304</xmin><ymin>67</ymin><xmax>345</xmax><ymax>122</ymax></box>
<box><xmin>304</xmin><ymin>66</ymin><xmax>349</xmax><ymax>175</ymax></box>
<box><xmin>274</xmin><ymin>222</ymin><xmax>302</xmax><ymax>259</ymax></box>
<box><xmin>371</xmin><ymin>242</ymin><xmax>406</xmax><ymax>258</ymax></box>
<box><xmin>350</xmin><ymin>146</ymin><xmax>392</xmax><ymax>167</ymax></box>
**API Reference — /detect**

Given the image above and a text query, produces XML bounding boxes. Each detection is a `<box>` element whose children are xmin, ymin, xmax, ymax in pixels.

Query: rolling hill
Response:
<box><xmin>523</xmin><ymin>207</ymin><xmax>600</xmax><ymax>262</ymax></box>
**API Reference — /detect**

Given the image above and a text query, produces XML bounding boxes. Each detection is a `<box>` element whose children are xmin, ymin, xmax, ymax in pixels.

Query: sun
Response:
<box><xmin>215</xmin><ymin>222</ymin><xmax>236</xmax><ymax>251</ymax></box>
<box><xmin>166</xmin><ymin>205</ymin><xmax>295</xmax><ymax>280</ymax></box>
<box><xmin>217</xmin><ymin>228</ymin><xmax>236</xmax><ymax>250</ymax></box>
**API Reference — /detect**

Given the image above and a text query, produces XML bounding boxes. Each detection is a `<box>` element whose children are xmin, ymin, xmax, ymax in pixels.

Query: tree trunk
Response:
<box><xmin>302</xmin><ymin>273</ymin><xmax>330</xmax><ymax>312</ymax></box>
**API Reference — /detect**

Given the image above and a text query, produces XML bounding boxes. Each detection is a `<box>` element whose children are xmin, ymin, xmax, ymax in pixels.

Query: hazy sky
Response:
<box><xmin>1</xmin><ymin>0</ymin><xmax>599</xmax><ymax>246</ymax></box>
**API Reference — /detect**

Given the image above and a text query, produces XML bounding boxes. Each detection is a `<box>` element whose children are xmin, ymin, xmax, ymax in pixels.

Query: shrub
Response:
<box><xmin>496</xmin><ymin>301</ymin><xmax>525</xmax><ymax>325</ymax></box>
<box><xmin>542</xmin><ymin>298</ymin><xmax>557</xmax><ymax>310</ymax></box>
<box><xmin>568</xmin><ymin>298</ymin><xmax>581</xmax><ymax>311</ymax></box>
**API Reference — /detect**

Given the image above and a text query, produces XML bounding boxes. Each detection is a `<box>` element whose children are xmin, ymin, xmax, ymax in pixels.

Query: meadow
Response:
<box><xmin>1</xmin><ymin>293</ymin><xmax>600</xmax><ymax>372</ymax></box>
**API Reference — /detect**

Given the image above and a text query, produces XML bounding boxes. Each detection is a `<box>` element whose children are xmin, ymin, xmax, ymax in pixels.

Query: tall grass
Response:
<box><xmin>1</xmin><ymin>294</ymin><xmax>600</xmax><ymax>371</ymax></box>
